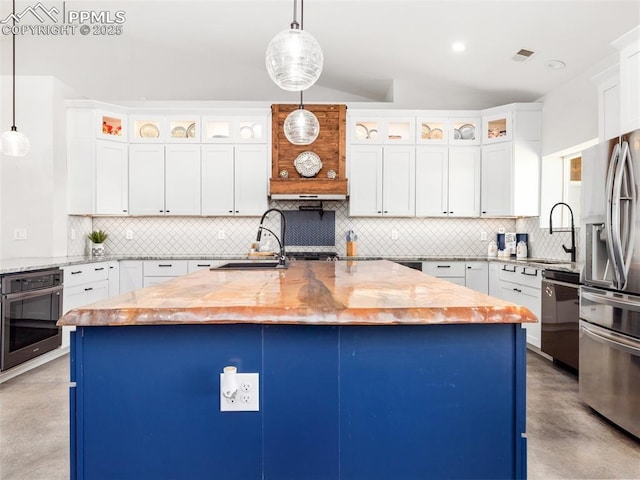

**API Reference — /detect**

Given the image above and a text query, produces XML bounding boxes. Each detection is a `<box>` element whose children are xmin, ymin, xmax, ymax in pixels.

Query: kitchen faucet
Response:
<box><xmin>549</xmin><ymin>202</ymin><xmax>576</xmax><ymax>263</ymax></box>
<box><xmin>256</xmin><ymin>208</ymin><xmax>287</xmax><ymax>267</ymax></box>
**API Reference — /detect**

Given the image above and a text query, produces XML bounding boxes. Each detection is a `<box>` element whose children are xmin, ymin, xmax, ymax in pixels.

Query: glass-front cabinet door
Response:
<box><xmin>166</xmin><ymin>116</ymin><xmax>200</xmax><ymax>143</ymax></box>
<box><xmin>449</xmin><ymin>118</ymin><xmax>481</xmax><ymax>145</ymax></box>
<box><xmin>202</xmin><ymin>115</ymin><xmax>267</xmax><ymax>143</ymax></box>
<box><xmin>417</xmin><ymin>118</ymin><xmax>449</xmax><ymax>145</ymax></box>
<box><xmin>482</xmin><ymin>112</ymin><xmax>512</xmax><ymax>144</ymax></box>
<box><xmin>350</xmin><ymin>116</ymin><xmax>414</xmax><ymax>144</ymax></box>
<box><xmin>130</xmin><ymin>116</ymin><xmax>164</xmax><ymax>143</ymax></box>
<box><xmin>97</xmin><ymin>111</ymin><xmax>127</xmax><ymax>141</ymax></box>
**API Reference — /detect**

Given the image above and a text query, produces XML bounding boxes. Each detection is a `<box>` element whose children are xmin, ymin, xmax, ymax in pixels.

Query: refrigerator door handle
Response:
<box><xmin>581</xmin><ymin>322</ymin><xmax>640</xmax><ymax>356</ymax></box>
<box><xmin>581</xmin><ymin>290</ymin><xmax>640</xmax><ymax>313</ymax></box>
<box><xmin>605</xmin><ymin>142</ymin><xmax>622</xmax><ymax>288</ymax></box>
<box><xmin>618</xmin><ymin>141</ymin><xmax>637</xmax><ymax>289</ymax></box>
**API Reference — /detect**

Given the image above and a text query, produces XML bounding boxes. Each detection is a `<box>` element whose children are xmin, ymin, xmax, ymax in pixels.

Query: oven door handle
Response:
<box><xmin>581</xmin><ymin>290</ymin><xmax>640</xmax><ymax>313</ymax></box>
<box><xmin>3</xmin><ymin>285</ymin><xmax>63</xmax><ymax>302</ymax></box>
<box><xmin>581</xmin><ymin>322</ymin><xmax>640</xmax><ymax>356</ymax></box>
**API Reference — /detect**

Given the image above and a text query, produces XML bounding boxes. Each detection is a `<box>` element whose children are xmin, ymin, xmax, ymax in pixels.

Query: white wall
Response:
<box><xmin>539</xmin><ymin>53</ymin><xmax>618</xmax><ymax>156</ymax></box>
<box><xmin>0</xmin><ymin>75</ymin><xmax>74</xmax><ymax>258</ymax></box>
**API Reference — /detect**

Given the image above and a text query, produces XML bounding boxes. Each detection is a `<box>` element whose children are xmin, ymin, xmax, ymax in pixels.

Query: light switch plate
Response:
<box><xmin>220</xmin><ymin>372</ymin><xmax>259</xmax><ymax>412</ymax></box>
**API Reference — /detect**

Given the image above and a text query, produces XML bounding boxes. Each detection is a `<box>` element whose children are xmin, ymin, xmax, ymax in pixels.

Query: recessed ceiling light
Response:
<box><xmin>547</xmin><ymin>60</ymin><xmax>566</xmax><ymax>70</ymax></box>
<box><xmin>452</xmin><ymin>42</ymin><xmax>466</xmax><ymax>52</ymax></box>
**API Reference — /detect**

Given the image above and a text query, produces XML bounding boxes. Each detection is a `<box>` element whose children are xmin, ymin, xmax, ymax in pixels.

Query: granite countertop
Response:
<box><xmin>0</xmin><ymin>254</ymin><xmax>581</xmax><ymax>275</ymax></box>
<box><xmin>58</xmin><ymin>260</ymin><xmax>536</xmax><ymax>327</ymax></box>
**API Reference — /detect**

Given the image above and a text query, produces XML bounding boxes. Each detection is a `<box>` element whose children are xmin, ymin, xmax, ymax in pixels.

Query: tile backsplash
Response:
<box><xmin>68</xmin><ymin>201</ymin><xmax>580</xmax><ymax>260</ymax></box>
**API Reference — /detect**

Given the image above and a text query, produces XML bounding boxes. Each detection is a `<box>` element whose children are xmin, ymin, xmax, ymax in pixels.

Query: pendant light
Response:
<box><xmin>265</xmin><ymin>0</ymin><xmax>323</xmax><ymax>92</ymax></box>
<box><xmin>283</xmin><ymin>90</ymin><xmax>320</xmax><ymax>145</ymax></box>
<box><xmin>1</xmin><ymin>0</ymin><xmax>30</xmax><ymax>157</ymax></box>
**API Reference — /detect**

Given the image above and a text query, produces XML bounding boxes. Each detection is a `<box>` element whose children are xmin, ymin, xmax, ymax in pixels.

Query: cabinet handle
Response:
<box><xmin>502</xmin><ymin>265</ymin><xmax>517</xmax><ymax>272</ymax></box>
<box><xmin>521</xmin><ymin>269</ymin><xmax>538</xmax><ymax>277</ymax></box>
<box><xmin>383</xmin><ymin>210</ymin><xmax>388</xmax><ymax>213</ymax></box>
<box><xmin>70</xmin><ymin>271</ymin><xmax>82</xmax><ymax>275</ymax></box>
<box><xmin>228</xmin><ymin>210</ymin><xmax>233</xmax><ymax>213</ymax></box>
<box><xmin>436</xmin><ymin>265</ymin><xmax>451</xmax><ymax>268</ymax></box>
<box><xmin>159</xmin><ymin>210</ymin><xmax>163</xmax><ymax>213</ymax></box>
<box><xmin>122</xmin><ymin>210</ymin><xmax>127</xmax><ymax>213</ymax></box>
<box><xmin>197</xmin><ymin>264</ymin><xmax>211</xmax><ymax>267</ymax></box>
<box><xmin>377</xmin><ymin>211</ymin><xmax>382</xmax><ymax>214</ymax></box>
<box><xmin>513</xmin><ymin>288</ymin><xmax>522</xmax><ymax>293</ymax></box>
<box><xmin>166</xmin><ymin>210</ymin><xmax>170</xmax><ymax>213</ymax></box>
<box><xmin>94</xmin><ymin>267</ymin><xmax>105</xmax><ymax>271</ymax></box>
<box><xmin>482</xmin><ymin>211</ymin><xmax>487</xmax><ymax>214</ymax></box>
<box><xmin>84</xmin><ymin>287</ymin><xmax>93</xmax><ymax>291</ymax></box>
<box><xmin>158</xmin><ymin>264</ymin><xmax>173</xmax><ymax>267</ymax></box>
<box><xmin>443</xmin><ymin>211</ymin><xmax>447</xmax><ymax>214</ymax></box>
<box><xmin>235</xmin><ymin>211</ymin><xmax>239</xmax><ymax>213</ymax></box>
<box><xmin>449</xmin><ymin>211</ymin><xmax>454</xmax><ymax>214</ymax></box>
<box><xmin>467</xmin><ymin>266</ymin><xmax>472</xmax><ymax>269</ymax></box>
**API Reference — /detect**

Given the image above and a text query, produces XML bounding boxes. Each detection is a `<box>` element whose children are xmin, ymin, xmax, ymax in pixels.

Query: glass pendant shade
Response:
<box><xmin>1</xmin><ymin>128</ymin><xmax>30</xmax><ymax>157</ymax></box>
<box><xmin>284</xmin><ymin>108</ymin><xmax>320</xmax><ymax>145</ymax></box>
<box><xmin>265</xmin><ymin>28</ymin><xmax>323</xmax><ymax>91</ymax></box>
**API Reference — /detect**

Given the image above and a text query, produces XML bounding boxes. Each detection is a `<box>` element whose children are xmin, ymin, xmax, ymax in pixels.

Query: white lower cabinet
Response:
<box><xmin>62</xmin><ymin>262</ymin><xmax>110</xmax><ymax>348</ymax></box>
<box><xmin>187</xmin><ymin>260</ymin><xmax>226</xmax><ymax>273</ymax></box>
<box><xmin>119</xmin><ymin>260</ymin><xmax>143</xmax><ymax>295</ymax></box>
<box><xmin>495</xmin><ymin>263</ymin><xmax>542</xmax><ymax>348</ymax></box>
<box><xmin>143</xmin><ymin>260</ymin><xmax>188</xmax><ymax>287</ymax></box>
<box><xmin>465</xmin><ymin>262</ymin><xmax>488</xmax><ymax>294</ymax></box>
<box><xmin>422</xmin><ymin>261</ymin><xmax>466</xmax><ymax>285</ymax></box>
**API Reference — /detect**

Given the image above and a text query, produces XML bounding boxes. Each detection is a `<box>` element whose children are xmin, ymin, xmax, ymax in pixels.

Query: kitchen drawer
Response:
<box><xmin>497</xmin><ymin>264</ymin><xmax>541</xmax><ymax>289</ymax></box>
<box><xmin>422</xmin><ymin>261</ymin><xmax>466</xmax><ymax>278</ymax></box>
<box><xmin>143</xmin><ymin>260</ymin><xmax>188</xmax><ymax>277</ymax></box>
<box><xmin>64</xmin><ymin>262</ymin><xmax>109</xmax><ymax>288</ymax></box>
<box><xmin>187</xmin><ymin>260</ymin><xmax>226</xmax><ymax>273</ymax></box>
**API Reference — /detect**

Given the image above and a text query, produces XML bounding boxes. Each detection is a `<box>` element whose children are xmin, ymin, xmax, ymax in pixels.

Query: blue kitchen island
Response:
<box><xmin>61</xmin><ymin>260</ymin><xmax>533</xmax><ymax>480</ymax></box>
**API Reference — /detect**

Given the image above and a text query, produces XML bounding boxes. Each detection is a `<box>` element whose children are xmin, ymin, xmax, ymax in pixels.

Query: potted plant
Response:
<box><xmin>88</xmin><ymin>229</ymin><xmax>108</xmax><ymax>256</ymax></box>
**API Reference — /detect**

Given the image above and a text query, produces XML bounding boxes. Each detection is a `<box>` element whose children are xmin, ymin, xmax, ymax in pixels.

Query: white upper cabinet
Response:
<box><xmin>128</xmin><ymin>144</ymin><xmax>201</xmax><ymax>216</ymax></box>
<box><xmin>349</xmin><ymin>146</ymin><xmax>415</xmax><ymax>216</ymax></box>
<box><xmin>201</xmin><ymin>144</ymin><xmax>268</xmax><ymax>216</ymax></box>
<box><xmin>612</xmin><ymin>26</ymin><xmax>640</xmax><ymax>134</ymax></box>
<box><xmin>416</xmin><ymin>146</ymin><xmax>480</xmax><ymax>217</ymax></box>
<box><xmin>349</xmin><ymin>113</ymin><xmax>415</xmax><ymax>144</ymax></box>
<box><xmin>479</xmin><ymin>103</ymin><xmax>541</xmax><ymax>217</ymax></box>
<box><xmin>592</xmin><ymin>65</ymin><xmax>621</xmax><ymax>141</ymax></box>
<box><xmin>96</xmin><ymin>140</ymin><xmax>128</xmax><ymax>215</ymax></box>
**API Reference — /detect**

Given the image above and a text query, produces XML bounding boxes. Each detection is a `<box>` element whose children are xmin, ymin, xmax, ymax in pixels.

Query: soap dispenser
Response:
<box><xmin>516</xmin><ymin>241</ymin><xmax>528</xmax><ymax>259</ymax></box>
<box><xmin>487</xmin><ymin>240</ymin><xmax>498</xmax><ymax>257</ymax></box>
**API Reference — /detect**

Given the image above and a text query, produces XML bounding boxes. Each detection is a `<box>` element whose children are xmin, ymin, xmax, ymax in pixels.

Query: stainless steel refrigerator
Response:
<box><xmin>580</xmin><ymin>128</ymin><xmax>640</xmax><ymax>438</ymax></box>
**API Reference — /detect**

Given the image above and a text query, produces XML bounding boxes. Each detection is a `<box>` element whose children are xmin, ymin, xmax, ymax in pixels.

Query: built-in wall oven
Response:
<box><xmin>1</xmin><ymin>268</ymin><xmax>63</xmax><ymax>371</ymax></box>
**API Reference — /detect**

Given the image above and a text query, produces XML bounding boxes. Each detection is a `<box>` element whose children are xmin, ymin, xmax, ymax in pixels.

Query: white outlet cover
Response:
<box><xmin>220</xmin><ymin>372</ymin><xmax>259</xmax><ymax>412</ymax></box>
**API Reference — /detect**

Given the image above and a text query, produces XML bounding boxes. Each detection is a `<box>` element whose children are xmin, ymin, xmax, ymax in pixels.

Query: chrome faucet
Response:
<box><xmin>256</xmin><ymin>208</ymin><xmax>287</xmax><ymax>267</ymax></box>
<box><xmin>549</xmin><ymin>202</ymin><xmax>576</xmax><ymax>263</ymax></box>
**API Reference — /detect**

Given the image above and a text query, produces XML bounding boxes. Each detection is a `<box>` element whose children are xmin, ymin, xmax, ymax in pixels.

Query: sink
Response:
<box><xmin>212</xmin><ymin>261</ymin><xmax>282</xmax><ymax>270</ymax></box>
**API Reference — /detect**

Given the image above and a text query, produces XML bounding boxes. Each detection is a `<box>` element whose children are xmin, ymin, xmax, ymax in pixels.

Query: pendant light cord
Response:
<box><xmin>11</xmin><ymin>0</ymin><xmax>17</xmax><ymax>130</ymax></box>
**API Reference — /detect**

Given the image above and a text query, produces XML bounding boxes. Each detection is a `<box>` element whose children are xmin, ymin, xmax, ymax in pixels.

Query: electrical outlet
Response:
<box><xmin>126</xmin><ymin>229</ymin><xmax>134</xmax><ymax>240</ymax></box>
<box><xmin>480</xmin><ymin>231</ymin><xmax>487</xmax><ymax>241</ymax></box>
<box><xmin>391</xmin><ymin>229</ymin><xmax>399</xmax><ymax>240</ymax></box>
<box><xmin>217</xmin><ymin>229</ymin><xmax>226</xmax><ymax>240</ymax></box>
<box><xmin>14</xmin><ymin>228</ymin><xmax>27</xmax><ymax>240</ymax></box>
<box><xmin>220</xmin><ymin>372</ymin><xmax>259</xmax><ymax>412</ymax></box>
<box><xmin>498</xmin><ymin>227</ymin><xmax>505</xmax><ymax>234</ymax></box>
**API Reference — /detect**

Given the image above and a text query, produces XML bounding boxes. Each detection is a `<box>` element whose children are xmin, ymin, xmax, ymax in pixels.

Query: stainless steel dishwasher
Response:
<box><xmin>541</xmin><ymin>269</ymin><xmax>580</xmax><ymax>371</ymax></box>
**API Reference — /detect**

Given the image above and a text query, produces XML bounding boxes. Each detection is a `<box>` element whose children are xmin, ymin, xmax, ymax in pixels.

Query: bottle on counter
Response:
<box><xmin>516</xmin><ymin>241</ymin><xmax>528</xmax><ymax>259</ymax></box>
<box><xmin>487</xmin><ymin>240</ymin><xmax>498</xmax><ymax>257</ymax></box>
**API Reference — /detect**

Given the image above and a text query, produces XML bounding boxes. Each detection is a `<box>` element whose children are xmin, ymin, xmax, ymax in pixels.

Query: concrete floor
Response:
<box><xmin>0</xmin><ymin>351</ymin><xmax>638</xmax><ymax>479</ymax></box>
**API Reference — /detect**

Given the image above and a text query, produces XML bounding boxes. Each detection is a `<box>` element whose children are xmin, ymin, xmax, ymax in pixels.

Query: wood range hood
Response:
<box><xmin>270</xmin><ymin>104</ymin><xmax>347</xmax><ymax>200</ymax></box>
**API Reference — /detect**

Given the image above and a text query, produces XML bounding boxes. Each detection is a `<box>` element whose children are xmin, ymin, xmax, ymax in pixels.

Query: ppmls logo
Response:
<box><xmin>0</xmin><ymin>2</ymin><xmax>59</xmax><ymax>24</ymax></box>
<box><xmin>0</xmin><ymin>2</ymin><xmax>125</xmax><ymax>36</ymax></box>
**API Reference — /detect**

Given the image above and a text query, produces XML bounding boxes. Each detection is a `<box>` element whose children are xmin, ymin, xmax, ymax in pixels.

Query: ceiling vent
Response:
<box><xmin>512</xmin><ymin>48</ymin><xmax>537</xmax><ymax>62</ymax></box>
